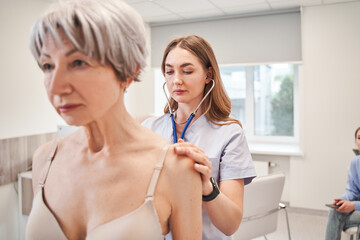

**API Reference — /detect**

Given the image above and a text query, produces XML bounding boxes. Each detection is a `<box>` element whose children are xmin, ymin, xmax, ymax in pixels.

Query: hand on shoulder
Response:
<box><xmin>164</xmin><ymin>145</ymin><xmax>201</xmax><ymax>188</ymax></box>
<box><xmin>173</xmin><ymin>139</ymin><xmax>213</xmax><ymax>195</ymax></box>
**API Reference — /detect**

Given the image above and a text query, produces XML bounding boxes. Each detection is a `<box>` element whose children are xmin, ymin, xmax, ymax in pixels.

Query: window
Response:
<box><xmin>221</xmin><ymin>66</ymin><xmax>247</xmax><ymax>127</ymax></box>
<box><xmin>220</xmin><ymin>63</ymin><xmax>298</xmax><ymax>144</ymax></box>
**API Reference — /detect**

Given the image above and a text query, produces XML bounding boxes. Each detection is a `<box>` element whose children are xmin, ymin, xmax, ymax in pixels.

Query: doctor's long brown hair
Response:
<box><xmin>161</xmin><ymin>35</ymin><xmax>241</xmax><ymax>127</ymax></box>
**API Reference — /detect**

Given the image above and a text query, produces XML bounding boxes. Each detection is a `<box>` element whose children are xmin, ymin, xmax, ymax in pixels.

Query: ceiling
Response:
<box><xmin>123</xmin><ymin>0</ymin><xmax>359</xmax><ymax>24</ymax></box>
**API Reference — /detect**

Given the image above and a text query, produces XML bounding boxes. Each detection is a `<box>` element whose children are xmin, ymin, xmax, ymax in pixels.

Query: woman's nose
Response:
<box><xmin>173</xmin><ymin>73</ymin><xmax>183</xmax><ymax>85</ymax></box>
<box><xmin>46</xmin><ymin>66</ymin><xmax>72</xmax><ymax>95</ymax></box>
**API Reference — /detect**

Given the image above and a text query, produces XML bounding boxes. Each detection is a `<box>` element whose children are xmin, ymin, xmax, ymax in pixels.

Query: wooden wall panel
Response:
<box><xmin>0</xmin><ymin>132</ymin><xmax>57</xmax><ymax>186</ymax></box>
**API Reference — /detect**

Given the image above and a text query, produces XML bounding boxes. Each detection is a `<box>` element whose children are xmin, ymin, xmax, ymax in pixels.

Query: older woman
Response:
<box><xmin>25</xmin><ymin>0</ymin><xmax>202</xmax><ymax>239</ymax></box>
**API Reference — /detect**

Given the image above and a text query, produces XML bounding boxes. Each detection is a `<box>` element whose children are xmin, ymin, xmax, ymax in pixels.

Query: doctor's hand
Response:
<box><xmin>174</xmin><ymin>139</ymin><xmax>213</xmax><ymax>195</ymax></box>
<box><xmin>334</xmin><ymin>199</ymin><xmax>355</xmax><ymax>213</ymax></box>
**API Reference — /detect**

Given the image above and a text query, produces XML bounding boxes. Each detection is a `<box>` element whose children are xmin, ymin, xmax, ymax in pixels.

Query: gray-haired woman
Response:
<box><xmin>26</xmin><ymin>0</ymin><xmax>202</xmax><ymax>239</ymax></box>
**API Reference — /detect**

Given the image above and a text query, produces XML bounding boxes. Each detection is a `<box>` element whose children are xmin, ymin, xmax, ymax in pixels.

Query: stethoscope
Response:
<box><xmin>162</xmin><ymin>79</ymin><xmax>215</xmax><ymax>143</ymax></box>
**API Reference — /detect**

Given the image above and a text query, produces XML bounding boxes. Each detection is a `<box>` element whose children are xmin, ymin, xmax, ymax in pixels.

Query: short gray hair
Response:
<box><xmin>30</xmin><ymin>0</ymin><xmax>148</xmax><ymax>82</ymax></box>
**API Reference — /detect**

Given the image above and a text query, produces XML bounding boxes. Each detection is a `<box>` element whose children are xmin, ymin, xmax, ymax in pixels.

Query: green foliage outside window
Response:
<box><xmin>271</xmin><ymin>75</ymin><xmax>294</xmax><ymax>136</ymax></box>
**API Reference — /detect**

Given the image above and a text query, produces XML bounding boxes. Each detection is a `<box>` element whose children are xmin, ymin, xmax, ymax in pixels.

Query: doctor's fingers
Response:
<box><xmin>175</xmin><ymin>147</ymin><xmax>212</xmax><ymax>169</ymax></box>
<box><xmin>188</xmin><ymin>150</ymin><xmax>212</xmax><ymax>169</ymax></box>
<box><xmin>176</xmin><ymin>140</ymin><xmax>205</xmax><ymax>153</ymax></box>
<box><xmin>194</xmin><ymin>163</ymin><xmax>212</xmax><ymax>180</ymax></box>
<box><xmin>174</xmin><ymin>146</ymin><xmax>203</xmax><ymax>157</ymax></box>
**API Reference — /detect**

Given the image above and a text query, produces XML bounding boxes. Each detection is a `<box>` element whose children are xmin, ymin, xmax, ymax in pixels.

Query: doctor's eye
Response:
<box><xmin>165</xmin><ymin>70</ymin><xmax>174</xmax><ymax>75</ymax></box>
<box><xmin>183</xmin><ymin>71</ymin><xmax>193</xmax><ymax>74</ymax></box>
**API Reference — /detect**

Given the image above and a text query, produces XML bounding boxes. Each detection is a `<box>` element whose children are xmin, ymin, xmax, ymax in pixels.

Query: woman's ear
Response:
<box><xmin>205</xmin><ymin>67</ymin><xmax>213</xmax><ymax>84</ymax></box>
<box><xmin>124</xmin><ymin>67</ymin><xmax>141</xmax><ymax>88</ymax></box>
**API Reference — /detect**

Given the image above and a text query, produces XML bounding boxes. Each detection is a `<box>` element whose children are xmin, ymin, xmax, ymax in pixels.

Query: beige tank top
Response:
<box><xmin>26</xmin><ymin>140</ymin><xmax>169</xmax><ymax>240</ymax></box>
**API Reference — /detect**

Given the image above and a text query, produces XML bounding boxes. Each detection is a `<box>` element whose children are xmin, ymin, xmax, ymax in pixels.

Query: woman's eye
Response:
<box><xmin>184</xmin><ymin>71</ymin><xmax>193</xmax><ymax>74</ymax></box>
<box><xmin>42</xmin><ymin>63</ymin><xmax>52</xmax><ymax>71</ymax></box>
<box><xmin>165</xmin><ymin>70</ymin><xmax>173</xmax><ymax>75</ymax></box>
<box><xmin>73</xmin><ymin>59</ymin><xmax>86</xmax><ymax>67</ymax></box>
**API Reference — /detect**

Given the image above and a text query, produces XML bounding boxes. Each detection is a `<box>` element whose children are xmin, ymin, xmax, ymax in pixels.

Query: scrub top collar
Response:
<box><xmin>171</xmin><ymin>111</ymin><xmax>207</xmax><ymax>143</ymax></box>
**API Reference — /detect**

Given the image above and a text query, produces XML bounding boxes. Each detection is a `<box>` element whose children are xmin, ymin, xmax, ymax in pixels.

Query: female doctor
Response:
<box><xmin>142</xmin><ymin>35</ymin><xmax>256</xmax><ymax>240</ymax></box>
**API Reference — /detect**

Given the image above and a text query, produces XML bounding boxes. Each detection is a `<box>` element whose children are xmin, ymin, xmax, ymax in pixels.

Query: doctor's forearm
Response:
<box><xmin>203</xmin><ymin>193</ymin><xmax>243</xmax><ymax>236</ymax></box>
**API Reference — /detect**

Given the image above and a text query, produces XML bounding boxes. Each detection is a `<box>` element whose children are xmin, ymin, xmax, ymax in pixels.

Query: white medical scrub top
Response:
<box><xmin>142</xmin><ymin>113</ymin><xmax>257</xmax><ymax>240</ymax></box>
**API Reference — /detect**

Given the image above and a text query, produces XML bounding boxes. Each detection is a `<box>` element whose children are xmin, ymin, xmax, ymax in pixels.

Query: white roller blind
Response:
<box><xmin>151</xmin><ymin>9</ymin><xmax>301</xmax><ymax>67</ymax></box>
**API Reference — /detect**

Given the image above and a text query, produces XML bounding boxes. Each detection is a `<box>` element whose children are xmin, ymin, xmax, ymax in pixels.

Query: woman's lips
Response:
<box><xmin>173</xmin><ymin>89</ymin><xmax>186</xmax><ymax>95</ymax></box>
<box><xmin>58</xmin><ymin>104</ymin><xmax>82</xmax><ymax>113</ymax></box>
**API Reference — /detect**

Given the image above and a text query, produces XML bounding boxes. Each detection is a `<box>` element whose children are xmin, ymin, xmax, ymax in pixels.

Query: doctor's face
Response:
<box><xmin>356</xmin><ymin>129</ymin><xmax>360</xmax><ymax>151</ymax></box>
<box><xmin>164</xmin><ymin>47</ymin><xmax>210</xmax><ymax>107</ymax></box>
<box><xmin>38</xmin><ymin>31</ymin><xmax>123</xmax><ymax>126</ymax></box>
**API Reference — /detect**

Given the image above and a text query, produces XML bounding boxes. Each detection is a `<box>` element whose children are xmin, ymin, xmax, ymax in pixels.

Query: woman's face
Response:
<box><xmin>356</xmin><ymin>130</ymin><xmax>360</xmax><ymax>151</ymax></box>
<box><xmin>39</xmin><ymin>32</ymin><xmax>123</xmax><ymax>126</ymax></box>
<box><xmin>164</xmin><ymin>46</ymin><xmax>210</xmax><ymax>108</ymax></box>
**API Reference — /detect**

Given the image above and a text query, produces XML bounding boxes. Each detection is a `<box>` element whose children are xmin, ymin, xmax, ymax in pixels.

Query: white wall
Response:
<box><xmin>0</xmin><ymin>0</ymin><xmax>65</xmax><ymax>140</ymax></box>
<box><xmin>125</xmin><ymin>24</ymin><xmax>154</xmax><ymax>118</ymax></box>
<box><xmin>0</xmin><ymin>0</ymin><xmax>58</xmax><ymax>238</ymax></box>
<box><xmin>289</xmin><ymin>2</ymin><xmax>360</xmax><ymax>210</ymax></box>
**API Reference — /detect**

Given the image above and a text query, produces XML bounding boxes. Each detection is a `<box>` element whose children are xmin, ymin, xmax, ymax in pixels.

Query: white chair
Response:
<box><xmin>232</xmin><ymin>173</ymin><xmax>291</xmax><ymax>240</ymax></box>
<box><xmin>344</xmin><ymin>225</ymin><xmax>360</xmax><ymax>240</ymax></box>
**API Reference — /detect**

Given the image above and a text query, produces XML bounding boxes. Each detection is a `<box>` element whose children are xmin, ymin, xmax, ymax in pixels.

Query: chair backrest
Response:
<box><xmin>232</xmin><ymin>173</ymin><xmax>285</xmax><ymax>240</ymax></box>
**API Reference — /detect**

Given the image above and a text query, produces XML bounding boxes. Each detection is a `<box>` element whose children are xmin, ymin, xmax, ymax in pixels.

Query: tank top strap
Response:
<box><xmin>146</xmin><ymin>145</ymin><xmax>170</xmax><ymax>198</ymax></box>
<box><xmin>38</xmin><ymin>139</ymin><xmax>59</xmax><ymax>188</ymax></box>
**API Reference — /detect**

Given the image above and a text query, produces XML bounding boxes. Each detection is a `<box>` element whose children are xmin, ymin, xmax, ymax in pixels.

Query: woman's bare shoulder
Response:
<box><xmin>31</xmin><ymin>139</ymin><xmax>58</xmax><ymax>191</ymax></box>
<box><xmin>33</xmin><ymin>139</ymin><xmax>58</xmax><ymax>165</ymax></box>
<box><xmin>161</xmin><ymin>145</ymin><xmax>202</xmax><ymax>237</ymax></box>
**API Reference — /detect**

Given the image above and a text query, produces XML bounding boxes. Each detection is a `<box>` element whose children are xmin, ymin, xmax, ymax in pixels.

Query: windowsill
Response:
<box><xmin>248</xmin><ymin>142</ymin><xmax>303</xmax><ymax>157</ymax></box>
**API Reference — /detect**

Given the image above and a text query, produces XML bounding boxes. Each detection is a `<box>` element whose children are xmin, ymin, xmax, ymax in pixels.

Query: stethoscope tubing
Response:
<box><xmin>163</xmin><ymin>79</ymin><xmax>215</xmax><ymax>143</ymax></box>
